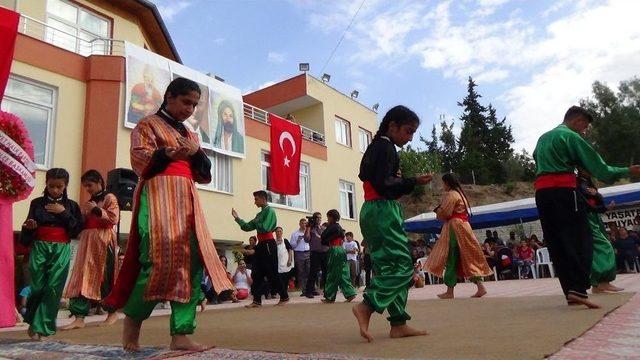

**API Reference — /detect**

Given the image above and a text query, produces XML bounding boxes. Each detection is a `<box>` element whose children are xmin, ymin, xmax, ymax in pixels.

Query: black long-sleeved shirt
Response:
<box><xmin>577</xmin><ymin>175</ymin><xmax>606</xmax><ymax>213</ymax></box>
<box><xmin>359</xmin><ymin>136</ymin><xmax>416</xmax><ymax>200</ymax></box>
<box><xmin>321</xmin><ymin>222</ymin><xmax>345</xmax><ymax>246</ymax></box>
<box><xmin>20</xmin><ymin>195</ymin><xmax>83</xmax><ymax>244</ymax></box>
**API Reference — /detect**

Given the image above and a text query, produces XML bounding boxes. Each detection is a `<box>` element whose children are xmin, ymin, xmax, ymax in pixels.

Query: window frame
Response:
<box><xmin>260</xmin><ymin>151</ymin><xmax>311</xmax><ymax>211</ymax></box>
<box><xmin>358</xmin><ymin>127</ymin><xmax>372</xmax><ymax>153</ymax></box>
<box><xmin>45</xmin><ymin>0</ymin><xmax>113</xmax><ymax>55</ymax></box>
<box><xmin>338</xmin><ymin>179</ymin><xmax>357</xmax><ymax>220</ymax></box>
<box><xmin>196</xmin><ymin>150</ymin><xmax>233</xmax><ymax>194</ymax></box>
<box><xmin>1</xmin><ymin>75</ymin><xmax>57</xmax><ymax>169</ymax></box>
<box><xmin>334</xmin><ymin>116</ymin><xmax>352</xmax><ymax>148</ymax></box>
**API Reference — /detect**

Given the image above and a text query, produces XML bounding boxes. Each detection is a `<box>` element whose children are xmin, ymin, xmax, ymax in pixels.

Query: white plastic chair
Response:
<box><xmin>536</xmin><ymin>247</ymin><xmax>554</xmax><ymax>278</ymax></box>
<box><xmin>517</xmin><ymin>262</ymin><xmax>537</xmax><ymax>279</ymax></box>
<box><xmin>416</xmin><ymin>257</ymin><xmax>434</xmax><ymax>285</ymax></box>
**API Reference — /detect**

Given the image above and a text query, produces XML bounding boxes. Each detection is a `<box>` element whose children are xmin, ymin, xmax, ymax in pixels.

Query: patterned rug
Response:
<box><xmin>0</xmin><ymin>339</ymin><xmax>376</xmax><ymax>360</ymax></box>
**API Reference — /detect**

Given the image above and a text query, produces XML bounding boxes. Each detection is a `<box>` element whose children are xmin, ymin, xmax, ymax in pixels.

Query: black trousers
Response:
<box><xmin>305</xmin><ymin>251</ymin><xmax>327</xmax><ymax>295</ymax></box>
<box><xmin>251</xmin><ymin>240</ymin><xmax>288</xmax><ymax>304</ymax></box>
<box><xmin>536</xmin><ymin>188</ymin><xmax>593</xmax><ymax>298</ymax></box>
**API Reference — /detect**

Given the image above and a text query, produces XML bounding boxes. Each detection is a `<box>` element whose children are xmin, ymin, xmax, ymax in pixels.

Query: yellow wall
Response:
<box><xmin>10</xmin><ymin>61</ymin><xmax>87</xmax><ymax>230</ymax></box>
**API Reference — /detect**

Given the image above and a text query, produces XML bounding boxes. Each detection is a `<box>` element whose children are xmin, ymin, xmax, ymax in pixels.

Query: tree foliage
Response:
<box><xmin>580</xmin><ymin>77</ymin><xmax>640</xmax><ymax>166</ymax></box>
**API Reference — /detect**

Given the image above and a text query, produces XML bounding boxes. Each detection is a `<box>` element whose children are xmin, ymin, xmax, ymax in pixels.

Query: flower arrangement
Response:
<box><xmin>0</xmin><ymin>110</ymin><xmax>35</xmax><ymax>202</ymax></box>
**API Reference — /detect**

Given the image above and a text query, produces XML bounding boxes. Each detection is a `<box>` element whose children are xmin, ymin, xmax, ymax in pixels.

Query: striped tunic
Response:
<box><xmin>63</xmin><ymin>193</ymin><xmax>119</xmax><ymax>300</ymax></box>
<box><xmin>424</xmin><ymin>190</ymin><xmax>493</xmax><ymax>278</ymax></box>
<box><xmin>106</xmin><ymin>114</ymin><xmax>233</xmax><ymax>306</ymax></box>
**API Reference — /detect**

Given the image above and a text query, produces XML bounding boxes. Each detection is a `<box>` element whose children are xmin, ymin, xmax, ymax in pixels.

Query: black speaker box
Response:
<box><xmin>107</xmin><ymin>168</ymin><xmax>138</xmax><ymax>211</ymax></box>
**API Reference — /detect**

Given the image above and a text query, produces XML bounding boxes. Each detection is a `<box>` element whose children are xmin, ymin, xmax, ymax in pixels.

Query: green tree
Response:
<box><xmin>399</xmin><ymin>145</ymin><xmax>442</xmax><ymax>198</ymax></box>
<box><xmin>486</xmin><ymin>104</ymin><xmax>515</xmax><ymax>183</ymax></box>
<box><xmin>581</xmin><ymin>78</ymin><xmax>640</xmax><ymax>166</ymax></box>
<box><xmin>439</xmin><ymin>121</ymin><xmax>457</xmax><ymax>173</ymax></box>
<box><xmin>457</xmin><ymin>77</ymin><xmax>491</xmax><ymax>184</ymax></box>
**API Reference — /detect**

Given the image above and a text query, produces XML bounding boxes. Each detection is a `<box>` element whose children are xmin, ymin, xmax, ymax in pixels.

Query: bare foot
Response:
<box><xmin>244</xmin><ymin>302</ymin><xmax>261</xmax><ymax>308</ymax></box>
<box><xmin>60</xmin><ymin>317</ymin><xmax>85</xmax><ymax>331</ymax></box>
<box><xmin>592</xmin><ymin>285</ymin><xmax>605</xmax><ymax>294</ymax></box>
<box><xmin>122</xmin><ymin>316</ymin><xmax>142</xmax><ymax>352</ymax></box>
<box><xmin>170</xmin><ymin>334</ymin><xmax>211</xmax><ymax>351</ymax></box>
<box><xmin>389</xmin><ymin>324</ymin><xmax>428</xmax><ymax>338</ymax></box>
<box><xmin>27</xmin><ymin>328</ymin><xmax>41</xmax><ymax>341</ymax></box>
<box><xmin>566</xmin><ymin>293</ymin><xmax>601</xmax><ymax>309</ymax></box>
<box><xmin>345</xmin><ymin>295</ymin><xmax>356</xmax><ymax>303</ymax></box>
<box><xmin>100</xmin><ymin>312</ymin><xmax>119</xmax><ymax>327</ymax></box>
<box><xmin>603</xmin><ymin>283</ymin><xmax>624</xmax><ymax>292</ymax></box>
<box><xmin>471</xmin><ymin>284</ymin><xmax>487</xmax><ymax>298</ymax></box>
<box><xmin>437</xmin><ymin>292</ymin><xmax>454</xmax><ymax>299</ymax></box>
<box><xmin>352</xmin><ymin>302</ymin><xmax>374</xmax><ymax>343</ymax></box>
<box><xmin>200</xmin><ymin>299</ymin><xmax>207</xmax><ymax>312</ymax></box>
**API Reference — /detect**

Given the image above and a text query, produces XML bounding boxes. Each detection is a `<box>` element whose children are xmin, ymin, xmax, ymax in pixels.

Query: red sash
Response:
<box><xmin>330</xmin><ymin>237</ymin><xmax>343</xmax><ymax>247</ymax></box>
<box><xmin>257</xmin><ymin>233</ymin><xmax>274</xmax><ymax>242</ymax></box>
<box><xmin>36</xmin><ymin>226</ymin><xmax>70</xmax><ymax>243</ymax></box>
<box><xmin>85</xmin><ymin>215</ymin><xmax>113</xmax><ymax>229</ymax></box>
<box><xmin>447</xmin><ymin>213</ymin><xmax>469</xmax><ymax>222</ymax></box>
<box><xmin>363</xmin><ymin>181</ymin><xmax>382</xmax><ymax>201</ymax></box>
<box><xmin>160</xmin><ymin>160</ymin><xmax>193</xmax><ymax>179</ymax></box>
<box><xmin>534</xmin><ymin>173</ymin><xmax>576</xmax><ymax>190</ymax></box>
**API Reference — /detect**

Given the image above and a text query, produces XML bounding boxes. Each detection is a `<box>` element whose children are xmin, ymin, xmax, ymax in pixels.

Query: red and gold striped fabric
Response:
<box><xmin>424</xmin><ymin>190</ymin><xmax>493</xmax><ymax>278</ymax></box>
<box><xmin>107</xmin><ymin>115</ymin><xmax>233</xmax><ymax>306</ymax></box>
<box><xmin>63</xmin><ymin>193</ymin><xmax>119</xmax><ymax>300</ymax></box>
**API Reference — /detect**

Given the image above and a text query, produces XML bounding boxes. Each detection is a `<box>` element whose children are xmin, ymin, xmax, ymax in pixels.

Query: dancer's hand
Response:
<box><xmin>45</xmin><ymin>203</ymin><xmax>66</xmax><ymax>214</ymax></box>
<box><xmin>231</xmin><ymin>208</ymin><xmax>239</xmax><ymax>219</ymax></box>
<box><xmin>416</xmin><ymin>173</ymin><xmax>433</xmax><ymax>185</ymax></box>
<box><xmin>177</xmin><ymin>137</ymin><xmax>199</xmax><ymax>156</ymax></box>
<box><xmin>23</xmin><ymin>219</ymin><xmax>37</xmax><ymax>230</ymax></box>
<box><xmin>630</xmin><ymin>165</ymin><xmax>640</xmax><ymax>178</ymax></box>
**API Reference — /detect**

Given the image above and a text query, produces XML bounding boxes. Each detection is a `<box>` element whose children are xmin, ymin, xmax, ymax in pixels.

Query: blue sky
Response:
<box><xmin>150</xmin><ymin>0</ymin><xmax>640</xmax><ymax>152</ymax></box>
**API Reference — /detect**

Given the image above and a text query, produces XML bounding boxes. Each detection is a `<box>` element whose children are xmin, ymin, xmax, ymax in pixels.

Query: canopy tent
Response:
<box><xmin>404</xmin><ymin>182</ymin><xmax>640</xmax><ymax>234</ymax></box>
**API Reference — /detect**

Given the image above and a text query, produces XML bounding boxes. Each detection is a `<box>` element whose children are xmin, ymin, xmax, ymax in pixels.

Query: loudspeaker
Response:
<box><xmin>107</xmin><ymin>168</ymin><xmax>138</xmax><ymax>211</ymax></box>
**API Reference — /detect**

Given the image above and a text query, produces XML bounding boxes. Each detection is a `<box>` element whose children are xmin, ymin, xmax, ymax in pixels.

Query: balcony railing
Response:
<box><xmin>243</xmin><ymin>103</ymin><xmax>326</xmax><ymax>146</ymax></box>
<box><xmin>18</xmin><ymin>14</ymin><xmax>125</xmax><ymax>57</ymax></box>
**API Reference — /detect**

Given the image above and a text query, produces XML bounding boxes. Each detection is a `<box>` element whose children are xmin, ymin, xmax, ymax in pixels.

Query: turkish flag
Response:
<box><xmin>0</xmin><ymin>7</ymin><xmax>19</xmax><ymax>99</ymax></box>
<box><xmin>269</xmin><ymin>113</ymin><xmax>302</xmax><ymax>195</ymax></box>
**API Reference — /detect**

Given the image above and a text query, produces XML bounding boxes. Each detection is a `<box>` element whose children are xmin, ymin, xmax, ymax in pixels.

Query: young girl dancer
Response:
<box><xmin>321</xmin><ymin>209</ymin><xmax>357</xmax><ymax>303</ymax></box>
<box><xmin>424</xmin><ymin>173</ymin><xmax>493</xmax><ymax>299</ymax></box>
<box><xmin>353</xmin><ymin>105</ymin><xmax>432</xmax><ymax>342</ymax></box>
<box><xmin>21</xmin><ymin>168</ymin><xmax>82</xmax><ymax>340</ymax></box>
<box><xmin>62</xmin><ymin>170</ymin><xmax>120</xmax><ymax>330</ymax></box>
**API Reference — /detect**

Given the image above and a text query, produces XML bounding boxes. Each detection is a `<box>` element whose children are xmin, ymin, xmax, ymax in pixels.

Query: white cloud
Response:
<box><xmin>148</xmin><ymin>0</ymin><xmax>191</xmax><ymax>22</ymax></box>
<box><xmin>267</xmin><ymin>52</ymin><xmax>286</xmax><ymax>63</ymax></box>
<box><xmin>297</xmin><ymin>0</ymin><xmax>640</xmax><ymax>152</ymax></box>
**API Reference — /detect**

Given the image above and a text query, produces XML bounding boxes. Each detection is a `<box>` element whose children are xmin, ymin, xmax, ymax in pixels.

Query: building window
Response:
<box><xmin>339</xmin><ymin>180</ymin><xmax>356</xmax><ymax>219</ymax></box>
<box><xmin>335</xmin><ymin>117</ymin><xmax>351</xmax><ymax>147</ymax></box>
<box><xmin>261</xmin><ymin>152</ymin><xmax>310</xmax><ymax>211</ymax></box>
<box><xmin>46</xmin><ymin>0</ymin><xmax>111</xmax><ymax>55</ymax></box>
<box><xmin>359</xmin><ymin>128</ymin><xmax>372</xmax><ymax>153</ymax></box>
<box><xmin>197</xmin><ymin>150</ymin><xmax>233</xmax><ymax>193</ymax></box>
<box><xmin>1</xmin><ymin>76</ymin><xmax>56</xmax><ymax>168</ymax></box>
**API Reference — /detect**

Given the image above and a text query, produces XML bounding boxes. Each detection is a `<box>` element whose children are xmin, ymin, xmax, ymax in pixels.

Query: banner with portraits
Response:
<box><xmin>124</xmin><ymin>42</ymin><xmax>245</xmax><ymax>158</ymax></box>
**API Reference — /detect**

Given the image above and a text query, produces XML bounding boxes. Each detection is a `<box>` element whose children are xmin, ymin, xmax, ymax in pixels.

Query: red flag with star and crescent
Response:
<box><xmin>269</xmin><ymin>113</ymin><xmax>302</xmax><ymax>195</ymax></box>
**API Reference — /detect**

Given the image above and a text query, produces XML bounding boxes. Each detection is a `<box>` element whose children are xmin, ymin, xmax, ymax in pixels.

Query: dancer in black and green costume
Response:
<box><xmin>321</xmin><ymin>209</ymin><xmax>357</xmax><ymax>303</ymax></box>
<box><xmin>21</xmin><ymin>168</ymin><xmax>82</xmax><ymax>340</ymax></box>
<box><xmin>352</xmin><ymin>105</ymin><xmax>432</xmax><ymax>342</ymax></box>
<box><xmin>577</xmin><ymin>170</ymin><xmax>624</xmax><ymax>293</ymax></box>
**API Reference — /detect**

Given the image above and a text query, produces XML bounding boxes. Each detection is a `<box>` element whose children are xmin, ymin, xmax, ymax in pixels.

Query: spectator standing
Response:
<box><xmin>304</xmin><ymin>212</ymin><xmax>327</xmax><ymax>298</ymax></box>
<box><xmin>343</xmin><ymin>232</ymin><xmax>360</xmax><ymax>287</ymax></box>
<box><xmin>275</xmin><ymin>227</ymin><xmax>294</xmax><ymax>294</ymax></box>
<box><xmin>290</xmin><ymin>218</ymin><xmax>310</xmax><ymax>293</ymax></box>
